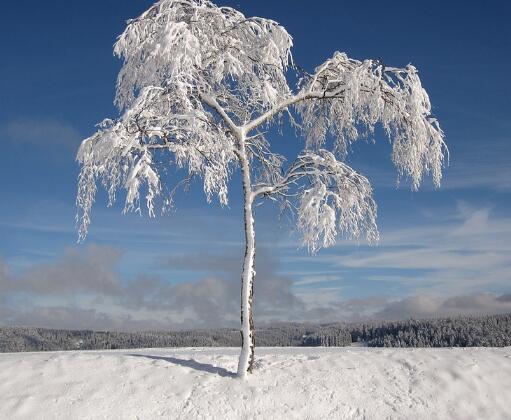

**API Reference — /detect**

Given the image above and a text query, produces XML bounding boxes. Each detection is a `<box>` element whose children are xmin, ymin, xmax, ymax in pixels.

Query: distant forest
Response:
<box><xmin>1</xmin><ymin>313</ymin><xmax>510</xmax><ymax>353</ymax></box>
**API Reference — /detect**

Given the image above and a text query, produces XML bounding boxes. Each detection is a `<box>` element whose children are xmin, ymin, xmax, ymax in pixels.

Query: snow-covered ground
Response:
<box><xmin>1</xmin><ymin>347</ymin><xmax>510</xmax><ymax>419</ymax></box>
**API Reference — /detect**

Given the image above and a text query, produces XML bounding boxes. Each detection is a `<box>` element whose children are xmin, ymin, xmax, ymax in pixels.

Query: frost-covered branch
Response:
<box><xmin>199</xmin><ymin>93</ymin><xmax>240</xmax><ymax>138</ymax></box>
<box><xmin>114</xmin><ymin>0</ymin><xmax>293</xmax><ymax>122</ymax></box>
<box><xmin>77</xmin><ymin>0</ymin><xmax>296</xmax><ymax>240</ymax></box>
<box><xmin>254</xmin><ymin>149</ymin><xmax>378</xmax><ymax>252</ymax></box>
<box><xmin>76</xmin><ymin>86</ymin><xmax>238</xmax><ymax>240</ymax></box>
<box><xmin>246</xmin><ymin>133</ymin><xmax>286</xmax><ymax>193</ymax></box>
<box><xmin>296</xmin><ymin>52</ymin><xmax>447</xmax><ymax>189</ymax></box>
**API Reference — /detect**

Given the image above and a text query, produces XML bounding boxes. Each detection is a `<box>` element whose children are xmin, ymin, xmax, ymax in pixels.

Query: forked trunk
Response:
<box><xmin>237</xmin><ymin>135</ymin><xmax>256</xmax><ymax>379</ymax></box>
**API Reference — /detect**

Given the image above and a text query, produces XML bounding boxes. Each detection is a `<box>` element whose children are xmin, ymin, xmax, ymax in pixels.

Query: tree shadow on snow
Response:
<box><xmin>128</xmin><ymin>354</ymin><xmax>236</xmax><ymax>378</ymax></box>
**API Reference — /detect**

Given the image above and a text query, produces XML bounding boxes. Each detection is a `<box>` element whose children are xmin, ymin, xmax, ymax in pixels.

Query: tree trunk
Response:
<box><xmin>237</xmin><ymin>136</ymin><xmax>256</xmax><ymax>379</ymax></box>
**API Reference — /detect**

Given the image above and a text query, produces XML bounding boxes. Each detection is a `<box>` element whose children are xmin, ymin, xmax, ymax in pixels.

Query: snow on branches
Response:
<box><xmin>252</xmin><ymin>149</ymin><xmax>378</xmax><ymax>252</ymax></box>
<box><xmin>77</xmin><ymin>0</ymin><xmax>446</xmax><ymax>250</ymax></box>
<box><xmin>293</xmin><ymin>151</ymin><xmax>378</xmax><ymax>253</ymax></box>
<box><xmin>77</xmin><ymin>0</ymin><xmax>294</xmax><ymax>240</ymax></box>
<box><xmin>297</xmin><ymin>52</ymin><xmax>447</xmax><ymax>190</ymax></box>
<box><xmin>113</xmin><ymin>0</ymin><xmax>293</xmax><ymax>116</ymax></box>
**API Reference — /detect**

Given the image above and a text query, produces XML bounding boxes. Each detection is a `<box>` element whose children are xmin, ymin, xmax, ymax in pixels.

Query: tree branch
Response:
<box><xmin>243</xmin><ymin>87</ymin><xmax>347</xmax><ymax>134</ymax></box>
<box><xmin>200</xmin><ymin>92</ymin><xmax>241</xmax><ymax>138</ymax></box>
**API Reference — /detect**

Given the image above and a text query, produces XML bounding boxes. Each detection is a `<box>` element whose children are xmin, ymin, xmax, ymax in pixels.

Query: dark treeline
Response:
<box><xmin>0</xmin><ymin>323</ymin><xmax>351</xmax><ymax>353</ymax></box>
<box><xmin>1</xmin><ymin>313</ymin><xmax>510</xmax><ymax>353</ymax></box>
<box><xmin>350</xmin><ymin>313</ymin><xmax>511</xmax><ymax>347</ymax></box>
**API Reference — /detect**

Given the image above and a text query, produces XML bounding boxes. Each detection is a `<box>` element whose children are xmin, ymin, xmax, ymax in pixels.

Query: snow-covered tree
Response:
<box><xmin>76</xmin><ymin>0</ymin><xmax>447</xmax><ymax>378</ymax></box>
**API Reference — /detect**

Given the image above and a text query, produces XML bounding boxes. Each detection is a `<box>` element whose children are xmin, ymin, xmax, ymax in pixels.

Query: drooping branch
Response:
<box><xmin>253</xmin><ymin>149</ymin><xmax>378</xmax><ymax>252</ymax></box>
<box><xmin>296</xmin><ymin>52</ymin><xmax>448</xmax><ymax>189</ymax></box>
<box><xmin>246</xmin><ymin>133</ymin><xmax>286</xmax><ymax>192</ymax></box>
<box><xmin>76</xmin><ymin>85</ymin><xmax>239</xmax><ymax>240</ymax></box>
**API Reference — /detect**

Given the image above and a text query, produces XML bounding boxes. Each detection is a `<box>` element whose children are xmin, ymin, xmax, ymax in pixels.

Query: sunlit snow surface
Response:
<box><xmin>1</xmin><ymin>347</ymin><xmax>509</xmax><ymax>419</ymax></box>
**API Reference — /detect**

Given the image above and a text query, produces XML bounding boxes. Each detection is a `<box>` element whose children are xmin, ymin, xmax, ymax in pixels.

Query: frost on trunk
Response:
<box><xmin>76</xmin><ymin>0</ymin><xmax>447</xmax><ymax>378</ymax></box>
<box><xmin>238</xmin><ymin>151</ymin><xmax>256</xmax><ymax>377</ymax></box>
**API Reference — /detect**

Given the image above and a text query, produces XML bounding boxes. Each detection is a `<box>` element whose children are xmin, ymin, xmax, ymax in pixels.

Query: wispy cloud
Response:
<box><xmin>441</xmin><ymin>139</ymin><xmax>511</xmax><ymax>191</ymax></box>
<box><xmin>291</xmin><ymin>203</ymin><xmax>511</xmax><ymax>295</ymax></box>
<box><xmin>346</xmin><ymin>135</ymin><xmax>511</xmax><ymax>192</ymax></box>
<box><xmin>1</xmin><ymin>118</ymin><xmax>82</xmax><ymax>151</ymax></box>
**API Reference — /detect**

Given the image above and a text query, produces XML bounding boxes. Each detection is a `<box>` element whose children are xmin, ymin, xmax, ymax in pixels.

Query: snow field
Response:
<box><xmin>0</xmin><ymin>347</ymin><xmax>509</xmax><ymax>419</ymax></box>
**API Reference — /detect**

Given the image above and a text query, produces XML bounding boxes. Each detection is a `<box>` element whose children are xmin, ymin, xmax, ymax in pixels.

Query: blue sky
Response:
<box><xmin>0</xmin><ymin>0</ymin><xmax>510</xmax><ymax>331</ymax></box>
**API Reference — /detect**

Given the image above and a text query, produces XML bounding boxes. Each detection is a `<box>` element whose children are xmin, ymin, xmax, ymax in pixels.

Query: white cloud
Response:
<box><xmin>292</xmin><ymin>274</ymin><xmax>342</xmax><ymax>287</ymax></box>
<box><xmin>1</xmin><ymin>246</ymin><xmax>122</xmax><ymax>296</ymax></box>
<box><xmin>298</xmin><ymin>204</ymin><xmax>511</xmax><ymax>295</ymax></box>
<box><xmin>375</xmin><ymin>293</ymin><xmax>511</xmax><ymax>320</ymax></box>
<box><xmin>0</xmin><ymin>118</ymin><xmax>82</xmax><ymax>151</ymax></box>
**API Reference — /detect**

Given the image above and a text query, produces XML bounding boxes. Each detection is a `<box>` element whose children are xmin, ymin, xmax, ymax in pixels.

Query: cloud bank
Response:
<box><xmin>1</xmin><ymin>228</ymin><xmax>510</xmax><ymax>331</ymax></box>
